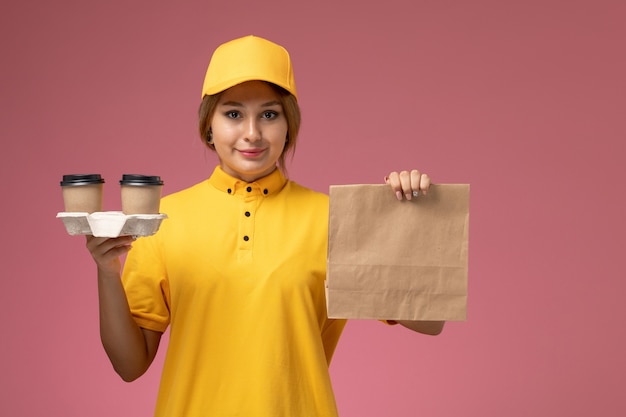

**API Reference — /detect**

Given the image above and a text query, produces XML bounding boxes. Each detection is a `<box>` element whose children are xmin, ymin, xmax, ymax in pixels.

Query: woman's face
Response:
<box><xmin>210</xmin><ymin>81</ymin><xmax>288</xmax><ymax>183</ymax></box>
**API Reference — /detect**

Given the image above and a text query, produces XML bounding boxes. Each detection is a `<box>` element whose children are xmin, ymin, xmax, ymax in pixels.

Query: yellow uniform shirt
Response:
<box><xmin>122</xmin><ymin>166</ymin><xmax>347</xmax><ymax>417</ymax></box>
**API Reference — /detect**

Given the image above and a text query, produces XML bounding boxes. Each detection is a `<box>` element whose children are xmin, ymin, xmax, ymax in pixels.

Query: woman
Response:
<box><xmin>87</xmin><ymin>35</ymin><xmax>444</xmax><ymax>417</ymax></box>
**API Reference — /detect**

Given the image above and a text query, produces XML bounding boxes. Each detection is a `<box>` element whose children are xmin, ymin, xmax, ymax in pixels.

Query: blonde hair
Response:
<box><xmin>198</xmin><ymin>83</ymin><xmax>301</xmax><ymax>174</ymax></box>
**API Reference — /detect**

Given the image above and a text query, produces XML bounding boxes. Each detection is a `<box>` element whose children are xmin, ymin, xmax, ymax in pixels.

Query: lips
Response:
<box><xmin>238</xmin><ymin>148</ymin><xmax>266</xmax><ymax>158</ymax></box>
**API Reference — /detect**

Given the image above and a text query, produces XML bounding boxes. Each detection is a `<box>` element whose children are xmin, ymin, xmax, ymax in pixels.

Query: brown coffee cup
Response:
<box><xmin>60</xmin><ymin>174</ymin><xmax>105</xmax><ymax>213</ymax></box>
<box><xmin>120</xmin><ymin>174</ymin><xmax>164</xmax><ymax>214</ymax></box>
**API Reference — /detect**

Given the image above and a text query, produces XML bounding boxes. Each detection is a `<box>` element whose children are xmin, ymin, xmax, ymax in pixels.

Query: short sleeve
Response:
<box><xmin>122</xmin><ymin>234</ymin><xmax>171</xmax><ymax>333</ymax></box>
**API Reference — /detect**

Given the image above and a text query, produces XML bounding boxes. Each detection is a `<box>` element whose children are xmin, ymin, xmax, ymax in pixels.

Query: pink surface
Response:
<box><xmin>2</xmin><ymin>1</ymin><xmax>625</xmax><ymax>416</ymax></box>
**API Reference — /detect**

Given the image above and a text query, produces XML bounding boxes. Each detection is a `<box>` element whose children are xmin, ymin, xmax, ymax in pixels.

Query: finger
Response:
<box><xmin>86</xmin><ymin>236</ymin><xmax>133</xmax><ymax>262</ymax></box>
<box><xmin>85</xmin><ymin>235</ymin><xmax>106</xmax><ymax>254</ymax></box>
<box><xmin>386</xmin><ymin>172</ymin><xmax>403</xmax><ymax>201</ymax></box>
<box><xmin>410</xmin><ymin>170</ymin><xmax>421</xmax><ymax>197</ymax></box>
<box><xmin>399</xmin><ymin>171</ymin><xmax>412</xmax><ymax>200</ymax></box>
<box><xmin>104</xmin><ymin>243</ymin><xmax>133</xmax><ymax>260</ymax></box>
<box><xmin>87</xmin><ymin>235</ymin><xmax>132</xmax><ymax>252</ymax></box>
<box><xmin>420</xmin><ymin>173</ymin><xmax>431</xmax><ymax>195</ymax></box>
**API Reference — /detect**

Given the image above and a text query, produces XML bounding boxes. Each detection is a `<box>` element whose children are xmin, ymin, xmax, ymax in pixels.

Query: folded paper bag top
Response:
<box><xmin>326</xmin><ymin>184</ymin><xmax>470</xmax><ymax>321</ymax></box>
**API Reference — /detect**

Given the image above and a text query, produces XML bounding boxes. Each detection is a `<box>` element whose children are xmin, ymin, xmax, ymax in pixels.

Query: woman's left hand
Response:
<box><xmin>384</xmin><ymin>169</ymin><xmax>431</xmax><ymax>201</ymax></box>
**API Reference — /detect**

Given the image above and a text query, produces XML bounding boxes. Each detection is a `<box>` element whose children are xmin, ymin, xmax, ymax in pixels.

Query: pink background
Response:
<box><xmin>2</xmin><ymin>0</ymin><xmax>625</xmax><ymax>415</ymax></box>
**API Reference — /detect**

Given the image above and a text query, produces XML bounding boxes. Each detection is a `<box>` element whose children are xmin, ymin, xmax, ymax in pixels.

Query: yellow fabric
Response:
<box><xmin>202</xmin><ymin>35</ymin><xmax>298</xmax><ymax>99</ymax></box>
<box><xmin>122</xmin><ymin>166</ymin><xmax>346</xmax><ymax>417</ymax></box>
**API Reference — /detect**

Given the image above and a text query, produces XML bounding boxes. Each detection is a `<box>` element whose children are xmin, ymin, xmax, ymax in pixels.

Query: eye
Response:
<box><xmin>261</xmin><ymin>110</ymin><xmax>279</xmax><ymax>120</ymax></box>
<box><xmin>225</xmin><ymin>110</ymin><xmax>241</xmax><ymax>119</ymax></box>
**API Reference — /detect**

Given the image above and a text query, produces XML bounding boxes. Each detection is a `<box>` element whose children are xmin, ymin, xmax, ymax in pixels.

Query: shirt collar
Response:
<box><xmin>208</xmin><ymin>166</ymin><xmax>287</xmax><ymax>197</ymax></box>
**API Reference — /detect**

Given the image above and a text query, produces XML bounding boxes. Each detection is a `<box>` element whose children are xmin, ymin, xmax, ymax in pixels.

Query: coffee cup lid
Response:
<box><xmin>120</xmin><ymin>174</ymin><xmax>164</xmax><ymax>186</ymax></box>
<box><xmin>60</xmin><ymin>174</ymin><xmax>105</xmax><ymax>186</ymax></box>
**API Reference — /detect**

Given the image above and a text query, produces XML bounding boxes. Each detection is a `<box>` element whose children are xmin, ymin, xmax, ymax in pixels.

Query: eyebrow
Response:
<box><xmin>220</xmin><ymin>100</ymin><xmax>281</xmax><ymax>108</ymax></box>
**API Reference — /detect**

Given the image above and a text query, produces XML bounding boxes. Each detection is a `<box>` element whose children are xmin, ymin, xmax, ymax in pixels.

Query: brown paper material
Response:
<box><xmin>326</xmin><ymin>184</ymin><xmax>469</xmax><ymax>321</ymax></box>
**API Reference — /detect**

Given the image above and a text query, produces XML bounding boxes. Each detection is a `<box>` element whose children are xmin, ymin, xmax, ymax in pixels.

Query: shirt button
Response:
<box><xmin>246</xmin><ymin>186</ymin><xmax>252</xmax><ymax>192</ymax></box>
<box><xmin>227</xmin><ymin>188</ymin><xmax>232</xmax><ymax>194</ymax></box>
<box><xmin>245</xmin><ymin>211</ymin><xmax>250</xmax><ymax>217</ymax></box>
<box><xmin>243</xmin><ymin>236</ymin><xmax>249</xmax><ymax>241</ymax></box>
<box><xmin>263</xmin><ymin>189</ymin><xmax>268</xmax><ymax>195</ymax></box>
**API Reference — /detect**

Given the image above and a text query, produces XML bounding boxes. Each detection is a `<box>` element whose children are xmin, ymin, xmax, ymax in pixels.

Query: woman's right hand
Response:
<box><xmin>86</xmin><ymin>234</ymin><xmax>160</xmax><ymax>382</ymax></box>
<box><xmin>85</xmin><ymin>235</ymin><xmax>134</xmax><ymax>274</ymax></box>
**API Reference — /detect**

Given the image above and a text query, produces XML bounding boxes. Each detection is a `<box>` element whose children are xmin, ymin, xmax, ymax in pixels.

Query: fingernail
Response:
<box><xmin>396</xmin><ymin>191</ymin><xmax>403</xmax><ymax>201</ymax></box>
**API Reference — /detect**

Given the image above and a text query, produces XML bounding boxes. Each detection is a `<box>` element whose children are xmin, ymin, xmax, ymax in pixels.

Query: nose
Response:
<box><xmin>244</xmin><ymin>117</ymin><xmax>262</xmax><ymax>142</ymax></box>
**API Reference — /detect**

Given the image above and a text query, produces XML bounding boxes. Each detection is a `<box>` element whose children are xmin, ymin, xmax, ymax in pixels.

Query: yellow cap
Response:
<box><xmin>201</xmin><ymin>35</ymin><xmax>297</xmax><ymax>100</ymax></box>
